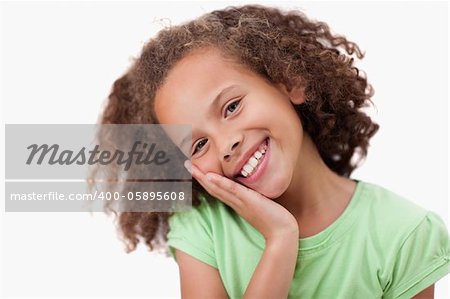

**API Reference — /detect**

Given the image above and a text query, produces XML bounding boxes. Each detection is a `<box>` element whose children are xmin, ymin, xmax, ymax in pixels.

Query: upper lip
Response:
<box><xmin>232</xmin><ymin>138</ymin><xmax>267</xmax><ymax>178</ymax></box>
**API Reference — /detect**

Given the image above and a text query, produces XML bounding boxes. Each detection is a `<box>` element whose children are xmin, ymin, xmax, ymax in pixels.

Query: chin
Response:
<box><xmin>257</xmin><ymin>175</ymin><xmax>291</xmax><ymax>199</ymax></box>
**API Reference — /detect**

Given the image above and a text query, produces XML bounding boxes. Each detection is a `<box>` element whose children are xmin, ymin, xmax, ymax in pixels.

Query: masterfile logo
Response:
<box><xmin>4</xmin><ymin>124</ymin><xmax>193</xmax><ymax>212</ymax></box>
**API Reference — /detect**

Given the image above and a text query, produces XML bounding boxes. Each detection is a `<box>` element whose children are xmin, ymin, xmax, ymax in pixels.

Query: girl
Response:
<box><xmin>100</xmin><ymin>4</ymin><xmax>449</xmax><ymax>298</ymax></box>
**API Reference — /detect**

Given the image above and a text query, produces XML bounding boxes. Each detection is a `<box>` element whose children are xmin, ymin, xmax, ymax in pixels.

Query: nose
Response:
<box><xmin>222</xmin><ymin>135</ymin><xmax>243</xmax><ymax>162</ymax></box>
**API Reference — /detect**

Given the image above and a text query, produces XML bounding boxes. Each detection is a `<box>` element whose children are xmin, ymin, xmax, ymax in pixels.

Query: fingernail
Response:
<box><xmin>184</xmin><ymin>160</ymin><xmax>192</xmax><ymax>174</ymax></box>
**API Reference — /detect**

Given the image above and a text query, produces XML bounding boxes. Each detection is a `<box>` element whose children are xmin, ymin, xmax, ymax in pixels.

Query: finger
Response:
<box><xmin>190</xmin><ymin>163</ymin><xmax>209</xmax><ymax>186</ymax></box>
<box><xmin>188</xmin><ymin>163</ymin><xmax>225</xmax><ymax>198</ymax></box>
<box><xmin>186</xmin><ymin>161</ymin><xmax>208</xmax><ymax>188</ymax></box>
<box><xmin>183</xmin><ymin>160</ymin><xmax>192</xmax><ymax>174</ymax></box>
<box><xmin>184</xmin><ymin>161</ymin><xmax>212</xmax><ymax>194</ymax></box>
<box><xmin>190</xmin><ymin>165</ymin><xmax>241</xmax><ymax>209</ymax></box>
<box><xmin>205</xmin><ymin>172</ymin><xmax>259</xmax><ymax>209</ymax></box>
<box><xmin>205</xmin><ymin>172</ymin><xmax>251</xmax><ymax>197</ymax></box>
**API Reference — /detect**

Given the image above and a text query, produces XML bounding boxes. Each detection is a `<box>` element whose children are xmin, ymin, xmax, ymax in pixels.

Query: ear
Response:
<box><xmin>288</xmin><ymin>87</ymin><xmax>306</xmax><ymax>105</ymax></box>
<box><xmin>277</xmin><ymin>83</ymin><xmax>306</xmax><ymax>105</ymax></box>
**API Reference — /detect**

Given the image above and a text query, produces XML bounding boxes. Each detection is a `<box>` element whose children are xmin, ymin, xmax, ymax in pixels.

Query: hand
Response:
<box><xmin>185</xmin><ymin>161</ymin><xmax>299</xmax><ymax>241</ymax></box>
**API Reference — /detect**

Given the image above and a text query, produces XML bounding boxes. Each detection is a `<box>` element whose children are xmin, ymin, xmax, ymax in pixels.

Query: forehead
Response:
<box><xmin>154</xmin><ymin>48</ymin><xmax>249</xmax><ymax>124</ymax></box>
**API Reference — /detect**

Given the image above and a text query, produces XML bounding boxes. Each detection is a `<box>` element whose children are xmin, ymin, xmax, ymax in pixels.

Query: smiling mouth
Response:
<box><xmin>235</xmin><ymin>138</ymin><xmax>268</xmax><ymax>178</ymax></box>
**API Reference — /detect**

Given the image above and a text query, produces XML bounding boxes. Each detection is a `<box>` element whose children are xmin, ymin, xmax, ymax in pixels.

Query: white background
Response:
<box><xmin>0</xmin><ymin>1</ymin><xmax>448</xmax><ymax>298</ymax></box>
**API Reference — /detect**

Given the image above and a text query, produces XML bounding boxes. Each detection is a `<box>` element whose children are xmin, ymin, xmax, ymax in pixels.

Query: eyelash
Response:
<box><xmin>224</xmin><ymin>98</ymin><xmax>241</xmax><ymax>117</ymax></box>
<box><xmin>192</xmin><ymin>99</ymin><xmax>242</xmax><ymax>155</ymax></box>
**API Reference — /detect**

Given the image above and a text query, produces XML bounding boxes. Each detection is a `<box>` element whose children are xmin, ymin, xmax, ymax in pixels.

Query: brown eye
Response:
<box><xmin>225</xmin><ymin>99</ymin><xmax>241</xmax><ymax>117</ymax></box>
<box><xmin>193</xmin><ymin>139</ymin><xmax>207</xmax><ymax>154</ymax></box>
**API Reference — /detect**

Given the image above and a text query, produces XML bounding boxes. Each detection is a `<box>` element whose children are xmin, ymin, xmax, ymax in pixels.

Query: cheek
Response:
<box><xmin>247</xmin><ymin>93</ymin><xmax>295</xmax><ymax>125</ymax></box>
<box><xmin>253</xmin><ymin>100</ymin><xmax>302</xmax><ymax>138</ymax></box>
<box><xmin>240</xmin><ymin>101</ymin><xmax>276</xmax><ymax>127</ymax></box>
<box><xmin>193</xmin><ymin>153</ymin><xmax>223</xmax><ymax>175</ymax></box>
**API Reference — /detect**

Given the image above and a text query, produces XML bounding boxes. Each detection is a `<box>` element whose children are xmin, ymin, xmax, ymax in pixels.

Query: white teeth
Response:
<box><xmin>248</xmin><ymin>157</ymin><xmax>258</xmax><ymax>167</ymax></box>
<box><xmin>243</xmin><ymin>164</ymin><xmax>254</xmax><ymax>173</ymax></box>
<box><xmin>258</xmin><ymin>140</ymin><xmax>268</xmax><ymax>152</ymax></box>
<box><xmin>239</xmin><ymin>139</ymin><xmax>269</xmax><ymax>178</ymax></box>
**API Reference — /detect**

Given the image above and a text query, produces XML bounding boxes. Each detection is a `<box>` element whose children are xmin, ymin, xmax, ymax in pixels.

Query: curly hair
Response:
<box><xmin>98</xmin><ymin>4</ymin><xmax>379</xmax><ymax>254</ymax></box>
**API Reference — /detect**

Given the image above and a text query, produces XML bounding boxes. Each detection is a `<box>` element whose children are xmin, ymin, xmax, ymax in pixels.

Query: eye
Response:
<box><xmin>193</xmin><ymin>138</ymin><xmax>207</xmax><ymax>155</ymax></box>
<box><xmin>224</xmin><ymin>99</ymin><xmax>241</xmax><ymax>117</ymax></box>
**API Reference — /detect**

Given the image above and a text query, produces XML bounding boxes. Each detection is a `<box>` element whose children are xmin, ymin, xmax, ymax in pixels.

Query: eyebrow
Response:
<box><xmin>178</xmin><ymin>84</ymin><xmax>239</xmax><ymax>149</ymax></box>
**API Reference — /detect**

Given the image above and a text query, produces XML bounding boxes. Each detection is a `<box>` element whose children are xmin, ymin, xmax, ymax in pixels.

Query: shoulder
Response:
<box><xmin>168</xmin><ymin>194</ymin><xmax>217</xmax><ymax>237</ymax></box>
<box><xmin>354</xmin><ymin>180</ymin><xmax>449</xmax><ymax>266</ymax></box>
<box><xmin>357</xmin><ymin>181</ymin><xmax>450</xmax><ymax>298</ymax></box>
<box><xmin>358</xmin><ymin>181</ymin><xmax>431</xmax><ymax>239</ymax></box>
<box><xmin>168</xmin><ymin>193</ymin><xmax>230</xmax><ymax>230</ymax></box>
<box><xmin>360</xmin><ymin>181</ymin><xmax>427</xmax><ymax>216</ymax></box>
<box><xmin>166</xmin><ymin>193</ymin><xmax>235</xmax><ymax>268</ymax></box>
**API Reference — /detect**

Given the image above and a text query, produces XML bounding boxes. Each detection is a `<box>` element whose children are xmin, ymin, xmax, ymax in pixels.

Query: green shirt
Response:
<box><xmin>167</xmin><ymin>180</ymin><xmax>450</xmax><ymax>298</ymax></box>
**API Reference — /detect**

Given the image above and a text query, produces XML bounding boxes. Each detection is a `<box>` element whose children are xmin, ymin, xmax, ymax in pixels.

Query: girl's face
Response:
<box><xmin>155</xmin><ymin>48</ymin><xmax>305</xmax><ymax>198</ymax></box>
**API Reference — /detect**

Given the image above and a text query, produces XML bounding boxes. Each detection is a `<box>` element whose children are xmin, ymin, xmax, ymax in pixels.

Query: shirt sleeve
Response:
<box><xmin>383</xmin><ymin>211</ymin><xmax>450</xmax><ymax>299</ymax></box>
<box><xmin>167</xmin><ymin>195</ymin><xmax>218</xmax><ymax>268</ymax></box>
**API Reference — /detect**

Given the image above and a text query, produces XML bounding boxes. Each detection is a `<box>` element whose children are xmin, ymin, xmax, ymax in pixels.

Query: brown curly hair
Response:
<box><xmin>97</xmin><ymin>4</ymin><xmax>379</xmax><ymax>254</ymax></box>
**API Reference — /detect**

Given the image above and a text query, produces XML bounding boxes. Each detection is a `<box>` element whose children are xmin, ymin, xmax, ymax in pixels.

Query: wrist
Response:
<box><xmin>265</xmin><ymin>230</ymin><xmax>299</xmax><ymax>247</ymax></box>
<box><xmin>266</xmin><ymin>226</ymin><xmax>299</xmax><ymax>241</ymax></box>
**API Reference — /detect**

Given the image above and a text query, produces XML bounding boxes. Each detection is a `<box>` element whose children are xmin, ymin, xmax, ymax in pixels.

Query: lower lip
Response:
<box><xmin>238</xmin><ymin>138</ymin><xmax>270</xmax><ymax>185</ymax></box>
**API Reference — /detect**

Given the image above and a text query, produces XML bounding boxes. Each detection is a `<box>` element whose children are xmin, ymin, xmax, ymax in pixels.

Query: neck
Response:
<box><xmin>275</xmin><ymin>133</ymin><xmax>357</xmax><ymax>225</ymax></box>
